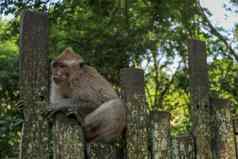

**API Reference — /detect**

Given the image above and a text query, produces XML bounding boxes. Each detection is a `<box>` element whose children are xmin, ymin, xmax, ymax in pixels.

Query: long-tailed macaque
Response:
<box><xmin>48</xmin><ymin>48</ymin><xmax>127</xmax><ymax>143</ymax></box>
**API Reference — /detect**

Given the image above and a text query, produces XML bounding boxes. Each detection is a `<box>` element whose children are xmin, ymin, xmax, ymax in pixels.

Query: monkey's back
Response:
<box><xmin>71</xmin><ymin>65</ymin><xmax>118</xmax><ymax>107</ymax></box>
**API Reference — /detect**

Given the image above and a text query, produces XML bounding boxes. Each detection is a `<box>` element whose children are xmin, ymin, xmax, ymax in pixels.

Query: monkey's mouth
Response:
<box><xmin>53</xmin><ymin>77</ymin><xmax>64</xmax><ymax>84</ymax></box>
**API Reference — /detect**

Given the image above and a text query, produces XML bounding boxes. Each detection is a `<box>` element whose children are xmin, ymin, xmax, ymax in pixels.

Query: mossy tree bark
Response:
<box><xmin>19</xmin><ymin>11</ymin><xmax>50</xmax><ymax>159</ymax></box>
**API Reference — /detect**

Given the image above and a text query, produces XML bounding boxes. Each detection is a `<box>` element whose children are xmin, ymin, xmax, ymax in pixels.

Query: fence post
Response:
<box><xmin>188</xmin><ymin>39</ymin><xmax>213</xmax><ymax>158</ymax></box>
<box><xmin>88</xmin><ymin>142</ymin><xmax>120</xmax><ymax>159</ymax></box>
<box><xmin>120</xmin><ymin>68</ymin><xmax>149</xmax><ymax>159</ymax></box>
<box><xmin>19</xmin><ymin>11</ymin><xmax>49</xmax><ymax>159</ymax></box>
<box><xmin>53</xmin><ymin>113</ymin><xmax>85</xmax><ymax>159</ymax></box>
<box><xmin>211</xmin><ymin>98</ymin><xmax>236</xmax><ymax>159</ymax></box>
<box><xmin>150</xmin><ymin>110</ymin><xmax>171</xmax><ymax>159</ymax></box>
<box><xmin>232</xmin><ymin>116</ymin><xmax>238</xmax><ymax>158</ymax></box>
<box><xmin>173</xmin><ymin>134</ymin><xmax>195</xmax><ymax>159</ymax></box>
<box><xmin>233</xmin><ymin>117</ymin><xmax>238</xmax><ymax>158</ymax></box>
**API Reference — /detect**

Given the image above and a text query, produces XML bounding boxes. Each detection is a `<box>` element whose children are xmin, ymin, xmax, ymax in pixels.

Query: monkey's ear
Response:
<box><xmin>64</xmin><ymin>47</ymin><xmax>75</xmax><ymax>55</ymax></box>
<box><xmin>51</xmin><ymin>60</ymin><xmax>56</xmax><ymax>67</ymax></box>
<box><xmin>79</xmin><ymin>61</ymin><xmax>85</xmax><ymax>67</ymax></box>
<box><xmin>51</xmin><ymin>60</ymin><xmax>62</xmax><ymax>68</ymax></box>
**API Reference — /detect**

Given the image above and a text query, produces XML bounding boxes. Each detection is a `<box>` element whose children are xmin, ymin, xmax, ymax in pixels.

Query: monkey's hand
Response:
<box><xmin>45</xmin><ymin>103</ymin><xmax>74</xmax><ymax>118</ymax></box>
<box><xmin>44</xmin><ymin>103</ymin><xmax>83</xmax><ymax>125</ymax></box>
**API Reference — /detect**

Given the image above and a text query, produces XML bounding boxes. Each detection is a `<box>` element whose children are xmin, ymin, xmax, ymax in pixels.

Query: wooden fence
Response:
<box><xmin>19</xmin><ymin>11</ymin><xmax>238</xmax><ymax>159</ymax></box>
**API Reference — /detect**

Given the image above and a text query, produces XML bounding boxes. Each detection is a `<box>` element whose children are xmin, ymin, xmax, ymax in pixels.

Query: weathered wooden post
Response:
<box><xmin>150</xmin><ymin>110</ymin><xmax>171</xmax><ymax>159</ymax></box>
<box><xmin>233</xmin><ymin>117</ymin><xmax>238</xmax><ymax>158</ymax></box>
<box><xmin>53</xmin><ymin>113</ymin><xmax>85</xmax><ymax>159</ymax></box>
<box><xmin>211</xmin><ymin>98</ymin><xmax>236</xmax><ymax>159</ymax></box>
<box><xmin>188</xmin><ymin>39</ymin><xmax>213</xmax><ymax>158</ymax></box>
<box><xmin>120</xmin><ymin>68</ymin><xmax>149</xmax><ymax>159</ymax></box>
<box><xmin>172</xmin><ymin>134</ymin><xmax>195</xmax><ymax>159</ymax></box>
<box><xmin>88</xmin><ymin>142</ymin><xmax>120</xmax><ymax>159</ymax></box>
<box><xmin>19</xmin><ymin>11</ymin><xmax>49</xmax><ymax>159</ymax></box>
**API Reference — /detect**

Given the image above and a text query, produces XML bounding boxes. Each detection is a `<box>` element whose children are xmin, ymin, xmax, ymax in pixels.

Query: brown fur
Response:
<box><xmin>50</xmin><ymin>48</ymin><xmax>127</xmax><ymax>143</ymax></box>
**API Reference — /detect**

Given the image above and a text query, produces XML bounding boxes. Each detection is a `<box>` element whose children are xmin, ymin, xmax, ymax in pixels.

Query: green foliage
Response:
<box><xmin>0</xmin><ymin>19</ymin><xmax>22</xmax><ymax>158</ymax></box>
<box><xmin>0</xmin><ymin>0</ymin><xmax>238</xmax><ymax>157</ymax></box>
<box><xmin>209</xmin><ymin>58</ymin><xmax>238</xmax><ymax>107</ymax></box>
<box><xmin>164</xmin><ymin>89</ymin><xmax>190</xmax><ymax>135</ymax></box>
<box><xmin>0</xmin><ymin>55</ymin><xmax>22</xmax><ymax>158</ymax></box>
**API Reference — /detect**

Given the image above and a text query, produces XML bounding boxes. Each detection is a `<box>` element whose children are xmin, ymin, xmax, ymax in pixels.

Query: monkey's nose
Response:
<box><xmin>56</xmin><ymin>72</ymin><xmax>62</xmax><ymax>76</ymax></box>
<box><xmin>53</xmin><ymin>76</ymin><xmax>62</xmax><ymax>84</ymax></box>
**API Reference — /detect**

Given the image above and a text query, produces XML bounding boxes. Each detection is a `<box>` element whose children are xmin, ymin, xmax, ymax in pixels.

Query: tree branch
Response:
<box><xmin>197</xmin><ymin>0</ymin><xmax>238</xmax><ymax>62</ymax></box>
<box><xmin>157</xmin><ymin>62</ymin><xmax>182</xmax><ymax>108</ymax></box>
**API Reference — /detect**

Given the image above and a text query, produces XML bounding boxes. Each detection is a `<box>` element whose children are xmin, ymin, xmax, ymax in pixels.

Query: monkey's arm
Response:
<box><xmin>45</xmin><ymin>97</ymin><xmax>96</xmax><ymax>122</ymax></box>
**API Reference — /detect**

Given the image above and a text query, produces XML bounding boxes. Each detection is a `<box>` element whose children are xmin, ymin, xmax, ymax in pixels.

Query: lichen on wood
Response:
<box><xmin>188</xmin><ymin>39</ymin><xmax>213</xmax><ymax>159</ymax></box>
<box><xmin>53</xmin><ymin>113</ymin><xmax>85</xmax><ymax>159</ymax></box>
<box><xmin>211</xmin><ymin>98</ymin><xmax>236</xmax><ymax>159</ymax></box>
<box><xmin>88</xmin><ymin>141</ymin><xmax>122</xmax><ymax>159</ymax></box>
<box><xmin>19</xmin><ymin>10</ymin><xmax>49</xmax><ymax>159</ymax></box>
<box><xmin>120</xmin><ymin>68</ymin><xmax>149</xmax><ymax>159</ymax></box>
<box><xmin>172</xmin><ymin>134</ymin><xmax>195</xmax><ymax>159</ymax></box>
<box><xmin>150</xmin><ymin>110</ymin><xmax>171</xmax><ymax>159</ymax></box>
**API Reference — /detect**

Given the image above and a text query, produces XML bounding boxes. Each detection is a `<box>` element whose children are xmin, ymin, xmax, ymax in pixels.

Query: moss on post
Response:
<box><xmin>120</xmin><ymin>68</ymin><xmax>149</xmax><ymax>159</ymax></box>
<box><xmin>19</xmin><ymin>11</ymin><xmax>49</xmax><ymax>159</ymax></box>
<box><xmin>173</xmin><ymin>134</ymin><xmax>195</xmax><ymax>159</ymax></box>
<box><xmin>188</xmin><ymin>39</ymin><xmax>213</xmax><ymax>159</ymax></box>
<box><xmin>233</xmin><ymin>117</ymin><xmax>238</xmax><ymax>158</ymax></box>
<box><xmin>53</xmin><ymin>113</ymin><xmax>85</xmax><ymax>159</ymax></box>
<box><xmin>211</xmin><ymin>98</ymin><xmax>236</xmax><ymax>159</ymax></box>
<box><xmin>88</xmin><ymin>142</ymin><xmax>120</xmax><ymax>159</ymax></box>
<box><xmin>150</xmin><ymin>111</ymin><xmax>171</xmax><ymax>159</ymax></box>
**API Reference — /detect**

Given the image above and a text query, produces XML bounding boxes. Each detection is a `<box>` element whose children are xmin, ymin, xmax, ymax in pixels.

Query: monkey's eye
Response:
<box><xmin>80</xmin><ymin>62</ymin><xmax>85</xmax><ymax>67</ymax></box>
<box><xmin>52</xmin><ymin>61</ymin><xmax>66</xmax><ymax>68</ymax></box>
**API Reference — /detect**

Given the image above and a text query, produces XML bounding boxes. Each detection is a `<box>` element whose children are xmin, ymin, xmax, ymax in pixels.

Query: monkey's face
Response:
<box><xmin>52</xmin><ymin>48</ymin><xmax>85</xmax><ymax>85</ymax></box>
<box><xmin>51</xmin><ymin>61</ymin><xmax>70</xmax><ymax>85</ymax></box>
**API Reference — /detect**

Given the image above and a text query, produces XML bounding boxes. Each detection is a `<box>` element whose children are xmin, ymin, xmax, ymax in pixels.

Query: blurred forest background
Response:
<box><xmin>0</xmin><ymin>0</ymin><xmax>238</xmax><ymax>158</ymax></box>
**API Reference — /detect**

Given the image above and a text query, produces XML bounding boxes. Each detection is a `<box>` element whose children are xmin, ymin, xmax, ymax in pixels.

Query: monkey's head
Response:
<box><xmin>51</xmin><ymin>48</ymin><xmax>84</xmax><ymax>85</ymax></box>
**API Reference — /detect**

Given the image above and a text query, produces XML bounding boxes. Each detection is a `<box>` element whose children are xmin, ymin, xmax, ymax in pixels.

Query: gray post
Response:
<box><xmin>188</xmin><ymin>39</ymin><xmax>213</xmax><ymax>158</ymax></box>
<box><xmin>233</xmin><ymin>117</ymin><xmax>238</xmax><ymax>158</ymax></box>
<box><xmin>174</xmin><ymin>134</ymin><xmax>195</xmax><ymax>159</ymax></box>
<box><xmin>88</xmin><ymin>142</ymin><xmax>120</xmax><ymax>159</ymax></box>
<box><xmin>120</xmin><ymin>68</ymin><xmax>149</xmax><ymax>159</ymax></box>
<box><xmin>211</xmin><ymin>98</ymin><xmax>236</xmax><ymax>159</ymax></box>
<box><xmin>19</xmin><ymin>11</ymin><xmax>49</xmax><ymax>159</ymax></box>
<box><xmin>150</xmin><ymin>111</ymin><xmax>171</xmax><ymax>159</ymax></box>
<box><xmin>53</xmin><ymin>113</ymin><xmax>85</xmax><ymax>159</ymax></box>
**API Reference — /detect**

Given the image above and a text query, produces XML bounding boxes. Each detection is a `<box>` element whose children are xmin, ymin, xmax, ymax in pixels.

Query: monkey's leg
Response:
<box><xmin>84</xmin><ymin>99</ymin><xmax>126</xmax><ymax>143</ymax></box>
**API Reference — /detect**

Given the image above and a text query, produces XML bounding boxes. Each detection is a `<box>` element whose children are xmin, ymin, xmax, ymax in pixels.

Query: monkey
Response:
<box><xmin>48</xmin><ymin>48</ymin><xmax>127</xmax><ymax>143</ymax></box>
